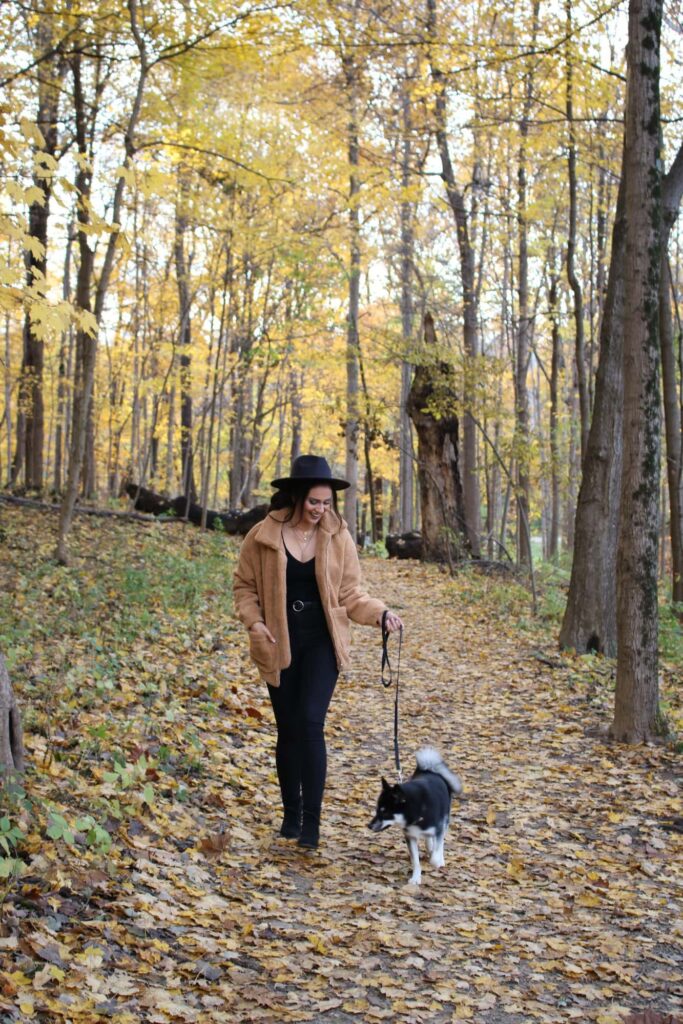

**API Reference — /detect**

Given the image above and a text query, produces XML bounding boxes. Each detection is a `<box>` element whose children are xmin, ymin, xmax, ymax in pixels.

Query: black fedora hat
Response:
<box><xmin>271</xmin><ymin>454</ymin><xmax>350</xmax><ymax>491</ymax></box>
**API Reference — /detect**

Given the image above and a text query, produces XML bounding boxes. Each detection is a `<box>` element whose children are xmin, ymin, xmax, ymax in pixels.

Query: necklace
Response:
<box><xmin>291</xmin><ymin>523</ymin><xmax>316</xmax><ymax>558</ymax></box>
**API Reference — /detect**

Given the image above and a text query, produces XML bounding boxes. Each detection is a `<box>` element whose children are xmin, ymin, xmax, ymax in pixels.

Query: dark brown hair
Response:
<box><xmin>269</xmin><ymin>481</ymin><xmax>342</xmax><ymax>526</ymax></box>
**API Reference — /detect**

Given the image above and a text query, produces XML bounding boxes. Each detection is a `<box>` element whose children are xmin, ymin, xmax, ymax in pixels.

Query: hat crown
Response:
<box><xmin>270</xmin><ymin>453</ymin><xmax>350</xmax><ymax>490</ymax></box>
<box><xmin>290</xmin><ymin>455</ymin><xmax>333</xmax><ymax>480</ymax></box>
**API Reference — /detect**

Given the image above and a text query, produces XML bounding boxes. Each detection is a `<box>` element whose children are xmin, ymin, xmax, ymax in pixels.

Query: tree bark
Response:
<box><xmin>0</xmin><ymin>654</ymin><xmax>25</xmax><ymax>775</ymax></box>
<box><xmin>427</xmin><ymin>0</ymin><xmax>480</xmax><ymax>556</ymax></box>
<box><xmin>659</xmin><ymin>143</ymin><xmax>683</xmax><ymax>603</ymax></box>
<box><xmin>512</xmin><ymin>0</ymin><xmax>539</xmax><ymax>568</ymax></box>
<box><xmin>612</xmin><ymin>0</ymin><xmax>664</xmax><ymax>742</ymax></box>
<box><xmin>399</xmin><ymin>76</ymin><xmax>415</xmax><ymax>533</ymax></box>
<box><xmin>406</xmin><ymin>312</ymin><xmax>469</xmax><ymax>562</ymax></box>
<box><xmin>559</xmin><ymin>177</ymin><xmax>626</xmax><ymax>655</ymax></box>
<box><xmin>661</xmin><ymin>262</ymin><xmax>683</xmax><ymax>604</ymax></box>
<box><xmin>565</xmin><ymin>0</ymin><xmax>590</xmax><ymax>463</ymax></box>
<box><xmin>548</xmin><ymin>266</ymin><xmax>562</xmax><ymax>560</ymax></box>
<box><xmin>342</xmin><ymin>49</ymin><xmax>361</xmax><ymax>542</ymax></box>
<box><xmin>174</xmin><ymin>171</ymin><xmax>197</xmax><ymax>505</ymax></box>
<box><xmin>14</xmin><ymin>14</ymin><xmax>64</xmax><ymax>491</ymax></box>
<box><xmin>56</xmin><ymin>0</ymin><xmax>148</xmax><ymax>562</ymax></box>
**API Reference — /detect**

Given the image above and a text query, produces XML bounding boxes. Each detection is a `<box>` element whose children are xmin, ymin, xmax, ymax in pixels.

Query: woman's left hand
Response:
<box><xmin>382</xmin><ymin>610</ymin><xmax>403</xmax><ymax>632</ymax></box>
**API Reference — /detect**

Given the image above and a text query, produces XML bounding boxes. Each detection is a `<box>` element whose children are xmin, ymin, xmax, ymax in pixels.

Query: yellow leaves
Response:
<box><xmin>74</xmin><ymin>946</ymin><xmax>105</xmax><ymax>968</ymax></box>
<box><xmin>115</xmin><ymin>164</ymin><xmax>136</xmax><ymax>187</ymax></box>
<box><xmin>305</xmin><ymin>932</ymin><xmax>329</xmax><ymax>955</ymax></box>
<box><xmin>32</xmin><ymin>964</ymin><xmax>65</xmax><ymax>989</ymax></box>
<box><xmin>5</xmin><ymin>180</ymin><xmax>46</xmax><ymax>206</ymax></box>
<box><xmin>20</xmin><ymin>118</ymin><xmax>45</xmax><ymax>148</ymax></box>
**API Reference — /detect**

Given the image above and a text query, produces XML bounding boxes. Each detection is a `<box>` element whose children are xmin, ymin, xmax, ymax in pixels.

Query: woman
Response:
<box><xmin>233</xmin><ymin>454</ymin><xmax>403</xmax><ymax>850</ymax></box>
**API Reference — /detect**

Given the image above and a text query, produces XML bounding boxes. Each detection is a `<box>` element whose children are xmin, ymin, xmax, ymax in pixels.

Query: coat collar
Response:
<box><xmin>255</xmin><ymin>508</ymin><xmax>346</xmax><ymax>549</ymax></box>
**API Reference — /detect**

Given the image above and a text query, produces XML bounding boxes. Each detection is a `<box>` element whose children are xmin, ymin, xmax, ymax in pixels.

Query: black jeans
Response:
<box><xmin>267</xmin><ymin>603</ymin><xmax>338</xmax><ymax>824</ymax></box>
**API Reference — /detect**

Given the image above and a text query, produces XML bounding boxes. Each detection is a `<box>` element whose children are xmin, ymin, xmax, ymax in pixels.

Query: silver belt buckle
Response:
<box><xmin>292</xmin><ymin>600</ymin><xmax>305</xmax><ymax>613</ymax></box>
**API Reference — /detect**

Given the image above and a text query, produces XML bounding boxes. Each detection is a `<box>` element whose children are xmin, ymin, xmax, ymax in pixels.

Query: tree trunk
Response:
<box><xmin>427</xmin><ymin>0</ymin><xmax>480</xmax><ymax>556</ymax></box>
<box><xmin>559</xmin><ymin>177</ymin><xmax>626</xmax><ymax>655</ymax></box>
<box><xmin>661</xmin><ymin>261</ymin><xmax>683</xmax><ymax>603</ymax></box>
<box><xmin>565</xmin><ymin>0</ymin><xmax>590</xmax><ymax>462</ymax></box>
<box><xmin>659</xmin><ymin>143</ymin><xmax>683</xmax><ymax>603</ymax></box>
<box><xmin>513</xmin><ymin>0</ymin><xmax>539</xmax><ymax>568</ymax></box>
<box><xmin>399</xmin><ymin>75</ymin><xmax>415</xmax><ymax>533</ymax></box>
<box><xmin>0</xmin><ymin>655</ymin><xmax>24</xmax><ymax>775</ymax></box>
<box><xmin>406</xmin><ymin>313</ymin><xmax>469</xmax><ymax>562</ymax></box>
<box><xmin>548</xmin><ymin>267</ymin><xmax>562</xmax><ymax>560</ymax></box>
<box><xmin>56</xmin><ymin>2</ymin><xmax>148</xmax><ymax>561</ymax></box>
<box><xmin>516</xmin><ymin>128</ymin><xmax>533</xmax><ymax>567</ymax></box>
<box><xmin>612</xmin><ymin>0</ymin><xmax>664</xmax><ymax>742</ymax></box>
<box><xmin>343</xmin><ymin>50</ymin><xmax>360</xmax><ymax>541</ymax></box>
<box><xmin>174</xmin><ymin>172</ymin><xmax>197</xmax><ymax>505</ymax></box>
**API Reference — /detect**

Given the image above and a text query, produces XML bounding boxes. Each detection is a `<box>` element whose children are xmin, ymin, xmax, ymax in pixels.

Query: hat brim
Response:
<box><xmin>270</xmin><ymin>476</ymin><xmax>350</xmax><ymax>491</ymax></box>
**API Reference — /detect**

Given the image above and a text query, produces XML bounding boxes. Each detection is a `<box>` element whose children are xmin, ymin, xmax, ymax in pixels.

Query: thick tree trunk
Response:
<box><xmin>612</xmin><ymin>0</ymin><xmax>664</xmax><ymax>742</ymax></box>
<box><xmin>559</xmin><ymin>177</ymin><xmax>626</xmax><ymax>655</ymax></box>
<box><xmin>0</xmin><ymin>655</ymin><xmax>25</xmax><ymax>775</ymax></box>
<box><xmin>407</xmin><ymin>313</ymin><xmax>469</xmax><ymax>562</ymax></box>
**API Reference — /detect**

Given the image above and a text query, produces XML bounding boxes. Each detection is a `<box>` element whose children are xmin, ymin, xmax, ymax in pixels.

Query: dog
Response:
<box><xmin>368</xmin><ymin>747</ymin><xmax>463</xmax><ymax>885</ymax></box>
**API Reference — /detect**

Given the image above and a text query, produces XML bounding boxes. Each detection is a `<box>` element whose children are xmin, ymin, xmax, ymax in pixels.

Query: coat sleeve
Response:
<box><xmin>337</xmin><ymin>530</ymin><xmax>387</xmax><ymax>626</ymax></box>
<box><xmin>233</xmin><ymin>531</ymin><xmax>265</xmax><ymax>630</ymax></box>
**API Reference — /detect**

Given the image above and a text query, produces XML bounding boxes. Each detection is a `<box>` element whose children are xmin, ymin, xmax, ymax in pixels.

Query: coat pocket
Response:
<box><xmin>248</xmin><ymin>631</ymin><xmax>278</xmax><ymax>675</ymax></box>
<box><xmin>330</xmin><ymin>606</ymin><xmax>351</xmax><ymax>664</ymax></box>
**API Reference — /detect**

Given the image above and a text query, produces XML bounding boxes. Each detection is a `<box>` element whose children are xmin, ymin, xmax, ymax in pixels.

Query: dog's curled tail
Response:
<box><xmin>415</xmin><ymin>747</ymin><xmax>463</xmax><ymax>796</ymax></box>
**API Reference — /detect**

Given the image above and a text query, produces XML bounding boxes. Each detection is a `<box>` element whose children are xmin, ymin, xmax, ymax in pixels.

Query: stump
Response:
<box><xmin>0</xmin><ymin>655</ymin><xmax>25</xmax><ymax>775</ymax></box>
<box><xmin>386</xmin><ymin>532</ymin><xmax>424</xmax><ymax>559</ymax></box>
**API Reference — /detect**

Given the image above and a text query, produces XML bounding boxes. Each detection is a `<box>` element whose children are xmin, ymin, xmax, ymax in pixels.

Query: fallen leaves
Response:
<box><xmin>0</xmin><ymin>510</ymin><xmax>682</xmax><ymax>1022</ymax></box>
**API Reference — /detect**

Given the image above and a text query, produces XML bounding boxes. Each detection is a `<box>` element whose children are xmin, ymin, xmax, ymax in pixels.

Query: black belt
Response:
<box><xmin>290</xmin><ymin>600</ymin><xmax>322</xmax><ymax>613</ymax></box>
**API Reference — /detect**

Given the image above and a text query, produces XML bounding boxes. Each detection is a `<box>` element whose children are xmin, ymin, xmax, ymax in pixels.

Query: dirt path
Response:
<box><xmin>125</xmin><ymin>558</ymin><xmax>681</xmax><ymax>1024</ymax></box>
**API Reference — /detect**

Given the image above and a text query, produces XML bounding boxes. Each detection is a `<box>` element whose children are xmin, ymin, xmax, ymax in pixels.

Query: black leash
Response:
<box><xmin>381</xmin><ymin>610</ymin><xmax>403</xmax><ymax>782</ymax></box>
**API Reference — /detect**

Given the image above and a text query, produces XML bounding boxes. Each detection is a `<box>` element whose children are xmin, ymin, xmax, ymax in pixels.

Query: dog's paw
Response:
<box><xmin>429</xmin><ymin>854</ymin><xmax>445</xmax><ymax>868</ymax></box>
<box><xmin>407</xmin><ymin>873</ymin><xmax>422</xmax><ymax>886</ymax></box>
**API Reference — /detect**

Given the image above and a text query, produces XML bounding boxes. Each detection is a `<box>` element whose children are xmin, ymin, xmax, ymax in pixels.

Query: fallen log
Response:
<box><xmin>126</xmin><ymin>485</ymin><xmax>267</xmax><ymax>536</ymax></box>
<box><xmin>0</xmin><ymin>492</ymin><xmax>159</xmax><ymax>524</ymax></box>
<box><xmin>0</xmin><ymin>654</ymin><xmax>25</xmax><ymax>776</ymax></box>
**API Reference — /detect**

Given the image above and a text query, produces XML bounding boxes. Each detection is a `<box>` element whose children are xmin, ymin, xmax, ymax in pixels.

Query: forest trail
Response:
<box><xmin>0</xmin><ymin>517</ymin><xmax>681</xmax><ymax>1024</ymax></box>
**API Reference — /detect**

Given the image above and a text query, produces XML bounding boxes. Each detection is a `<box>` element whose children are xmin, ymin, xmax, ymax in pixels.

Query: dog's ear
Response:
<box><xmin>381</xmin><ymin>777</ymin><xmax>391</xmax><ymax>791</ymax></box>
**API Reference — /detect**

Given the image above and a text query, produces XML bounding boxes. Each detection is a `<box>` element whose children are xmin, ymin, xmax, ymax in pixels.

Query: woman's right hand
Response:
<box><xmin>249</xmin><ymin>621</ymin><xmax>276</xmax><ymax>644</ymax></box>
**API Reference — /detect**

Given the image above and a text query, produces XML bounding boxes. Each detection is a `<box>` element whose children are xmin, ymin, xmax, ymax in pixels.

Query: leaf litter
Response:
<box><xmin>0</xmin><ymin>507</ymin><xmax>681</xmax><ymax>1023</ymax></box>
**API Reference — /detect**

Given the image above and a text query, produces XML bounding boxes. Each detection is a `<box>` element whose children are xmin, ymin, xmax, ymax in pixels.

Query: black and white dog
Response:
<box><xmin>368</xmin><ymin>748</ymin><xmax>463</xmax><ymax>885</ymax></box>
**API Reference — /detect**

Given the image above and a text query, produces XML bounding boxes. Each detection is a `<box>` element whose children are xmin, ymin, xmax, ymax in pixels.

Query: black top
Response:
<box><xmin>284</xmin><ymin>542</ymin><xmax>321</xmax><ymax>603</ymax></box>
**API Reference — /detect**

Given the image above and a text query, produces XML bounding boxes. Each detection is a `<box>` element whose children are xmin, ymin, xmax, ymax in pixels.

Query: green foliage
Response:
<box><xmin>660</xmin><ymin>602</ymin><xmax>683</xmax><ymax>667</ymax></box>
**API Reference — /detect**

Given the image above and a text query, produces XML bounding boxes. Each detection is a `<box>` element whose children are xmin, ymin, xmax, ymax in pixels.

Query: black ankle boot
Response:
<box><xmin>297</xmin><ymin>812</ymin><xmax>320</xmax><ymax>849</ymax></box>
<box><xmin>279</xmin><ymin>805</ymin><xmax>301</xmax><ymax>839</ymax></box>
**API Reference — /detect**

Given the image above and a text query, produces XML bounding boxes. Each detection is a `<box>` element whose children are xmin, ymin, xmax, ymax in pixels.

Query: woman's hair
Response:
<box><xmin>269</xmin><ymin>482</ymin><xmax>342</xmax><ymax>525</ymax></box>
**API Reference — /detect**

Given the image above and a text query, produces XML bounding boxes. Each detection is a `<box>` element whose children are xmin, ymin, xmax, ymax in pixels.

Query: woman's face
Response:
<box><xmin>300</xmin><ymin>485</ymin><xmax>333</xmax><ymax>528</ymax></box>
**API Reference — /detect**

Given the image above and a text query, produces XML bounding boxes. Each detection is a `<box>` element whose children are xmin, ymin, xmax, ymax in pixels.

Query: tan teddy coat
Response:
<box><xmin>233</xmin><ymin>508</ymin><xmax>386</xmax><ymax>685</ymax></box>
